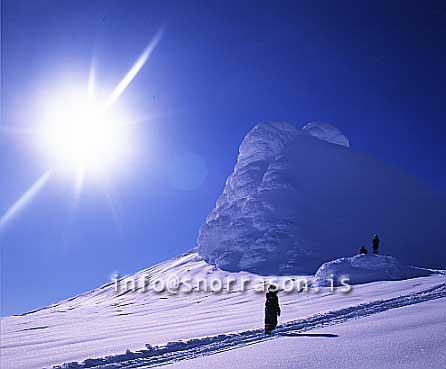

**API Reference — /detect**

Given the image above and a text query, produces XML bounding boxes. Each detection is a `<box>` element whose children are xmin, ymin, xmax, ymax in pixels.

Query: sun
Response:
<box><xmin>39</xmin><ymin>88</ymin><xmax>132</xmax><ymax>183</ymax></box>
<box><xmin>0</xmin><ymin>27</ymin><xmax>165</xmax><ymax>229</ymax></box>
<box><xmin>38</xmin><ymin>27</ymin><xmax>164</xmax><ymax>186</ymax></box>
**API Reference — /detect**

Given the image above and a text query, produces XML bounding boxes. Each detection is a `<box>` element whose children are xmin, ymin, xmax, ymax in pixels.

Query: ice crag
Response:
<box><xmin>197</xmin><ymin>121</ymin><xmax>446</xmax><ymax>275</ymax></box>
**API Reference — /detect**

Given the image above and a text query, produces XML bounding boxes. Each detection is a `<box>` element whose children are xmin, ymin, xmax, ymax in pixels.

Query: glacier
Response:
<box><xmin>197</xmin><ymin>121</ymin><xmax>446</xmax><ymax>274</ymax></box>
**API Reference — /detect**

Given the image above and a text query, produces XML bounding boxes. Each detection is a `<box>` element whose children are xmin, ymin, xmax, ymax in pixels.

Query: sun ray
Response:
<box><xmin>74</xmin><ymin>164</ymin><xmax>86</xmax><ymax>201</ymax></box>
<box><xmin>0</xmin><ymin>170</ymin><xmax>53</xmax><ymax>229</ymax></box>
<box><xmin>0</xmin><ymin>126</ymin><xmax>38</xmax><ymax>137</ymax></box>
<box><xmin>87</xmin><ymin>61</ymin><xmax>96</xmax><ymax>103</ymax></box>
<box><xmin>1</xmin><ymin>29</ymin><xmax>165</xmax><ymax>231</ymax></box>
<box><xmin>105</xmin><ymin>27</ymin><xmax>164</xmax><ymax>109</ymax></box>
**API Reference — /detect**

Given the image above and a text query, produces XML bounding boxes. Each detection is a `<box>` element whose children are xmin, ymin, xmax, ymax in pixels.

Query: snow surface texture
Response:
<box><xmin>166</xmin><ymin>298</ymin><xmax>446</xmax><ymax>369</ymax></box>
<box><xmin>302</xmin><ymin>121</ymin><xmax>350</xmax><ymax>147</ymax></box>
<box><xmin>1</xmin><ymin>251</ymin><xmax>444</xmax><ymax>369</ymax></box>
<box><xmin>313</xmin><ymin>254</ymin><xmax>431</xmax><ymax>286</ymax></box>
<box><xmin>198</xmin><ymin>121</ymin><xmax>446</xmax><ymax>274</ymax></box>
<box><xmin>50</xmin><ymin>282</ymin><xmax>445</xmax><ymax>368</ymax></box>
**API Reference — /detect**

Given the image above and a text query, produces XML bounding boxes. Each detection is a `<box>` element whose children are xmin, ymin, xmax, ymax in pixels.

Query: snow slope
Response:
<box><xmin>198</xmin><ymin>121</ymin><xmax>446</xmax><ymax>274</ymax></box>
<box><xmin>1</xmin><ymin>251</ymin><xmax>444</xmax><ymax>369</ymax></box>
<box><xmin>166</xmin><ymin>298</ymin><xmax>446</xmax><ymax>369</ymax></box>
<box><xmin>313</xmin><ymin>254</ymin><xmax>432</xmax><ymax>286</ymax></box>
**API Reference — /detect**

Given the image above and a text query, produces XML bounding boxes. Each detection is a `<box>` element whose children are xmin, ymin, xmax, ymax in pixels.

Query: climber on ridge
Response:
<box><xmin>372</xmin><ymin>234</ymin><xmax>380</xmax><ymax>254</ymax></box>
<box><xmin>359</xmin><ymin>245</ymin><xmax>368</xmax><ymax>255</ymax></box>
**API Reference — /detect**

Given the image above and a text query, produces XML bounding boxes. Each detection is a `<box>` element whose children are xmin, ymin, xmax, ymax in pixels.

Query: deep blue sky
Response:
<box><xmin>1</xmin><ymin>0</ymin><xmax>445</xmax><ymax>316</ymax></box>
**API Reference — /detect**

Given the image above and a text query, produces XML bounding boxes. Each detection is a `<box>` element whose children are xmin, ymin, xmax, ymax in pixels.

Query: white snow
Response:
<box><xmin>198</xmin><ymin>121</ymin><xmax>446</xmax><ymax>274</ymax></box>
<box><xmin>302</xmin><ymin>121</ymin><xmax>350</xmax><ymax>147</ymax></box>
<box><xmin>165</xmin><ymin>298</ymin><xmax>446</xmax><ymax>369</ymax></box>
<box><xmin>313</xmin><ymin>254</ymin><xmax>432</xmax><ymax>286</ymax></box>
<box><xmin>0</xmin><ymin>252</ymin><xmax>444</xmax><ymax>369</ymax></box>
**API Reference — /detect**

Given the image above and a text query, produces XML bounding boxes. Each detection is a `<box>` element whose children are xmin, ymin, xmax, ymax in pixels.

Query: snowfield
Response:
<box><xmin>166</xmin><ymin>298</ymin><xmax>446</xmax><ymax>369</ymax></box>
<box><xmin>1</xmin><ymin>252</ymin><xmax>445</xmax><ymax>369</ymax></box>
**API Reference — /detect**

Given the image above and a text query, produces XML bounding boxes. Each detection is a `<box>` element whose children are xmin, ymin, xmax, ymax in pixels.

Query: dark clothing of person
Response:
<box><xmin>372</xmin><ymin>236</ymin><xmax>380</xmax><ymax>254</ymax></box>
<box><xmin>359</xmin><ymin>246</ymin><xmax>368</xmax><ymax>255</ymax></box>
<box><xmin>264</xmin><ymin>291</ymin><xmax>281</xmax><ymax>333</ymax></box>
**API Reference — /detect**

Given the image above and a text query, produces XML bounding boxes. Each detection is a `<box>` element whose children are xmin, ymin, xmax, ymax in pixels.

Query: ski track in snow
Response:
<box><xmin>53</xmin><ymin>282</ymin><xmax>446</xmax><ymax>369</ymax></box>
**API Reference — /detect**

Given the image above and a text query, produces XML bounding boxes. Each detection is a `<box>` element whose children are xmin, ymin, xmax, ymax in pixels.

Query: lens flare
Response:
<box><xmin>105</xmin><ymin>27</ymin><xmax>164</xmax><ymax>109</ymax></box>
<box><xmin>0</xmin><ymin>170</ymin><xmax>52</xmax><ymax>229</ymax></box>
<box><xmin>1</xmin><ymin>27</ymin><xmax>164</xmax><ymax>230</ymax></box>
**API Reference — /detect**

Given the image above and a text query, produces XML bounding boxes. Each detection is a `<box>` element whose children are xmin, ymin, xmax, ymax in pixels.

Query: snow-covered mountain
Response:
<box><xmin>198</xmin><ymin>121</ymin><xmax>446</xmax><ymax>274</ymax></box>
<box><xmin>2</xmin><ymin>121</ymin><xmax>446</xmax><ymax>369</ymax></box>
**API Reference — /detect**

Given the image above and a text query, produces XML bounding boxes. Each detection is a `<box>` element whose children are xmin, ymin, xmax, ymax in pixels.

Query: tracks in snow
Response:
<box><xmin>53</xmin><ymin>282</ymin><xmax>446</xmax><ymax>369</ymax></box>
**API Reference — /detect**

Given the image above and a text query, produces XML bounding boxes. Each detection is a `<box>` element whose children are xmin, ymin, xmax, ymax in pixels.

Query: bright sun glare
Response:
<box><xmin>40</xmin><ymin>91</ymin><xmax>130</xmax><ymax>179</ymax></box>
<box><xmin>39</xmin><ymin>27</ymin><xmax>164</xmax><ymax>184</ymax></box>
<box><xmin>0</xmin><ymin>27</ymin><xmax>164</xmax><ymax>229</ymax></box>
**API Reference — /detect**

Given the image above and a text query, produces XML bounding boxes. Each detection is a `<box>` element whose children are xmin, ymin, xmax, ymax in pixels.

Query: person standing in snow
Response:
<box><xmin>372</xmin><ymin>234</ymin><xmax>380</xmax><ymax>254</ymax></box>
<box><xmin>359</xmin><ymin>245</ymin><xmax>368</xmax><ymax>254</ymax></box>
<box><xmin>264</xmin><ymin>286</ymin><xmax>281</xmax><ymax>334</ymax></box>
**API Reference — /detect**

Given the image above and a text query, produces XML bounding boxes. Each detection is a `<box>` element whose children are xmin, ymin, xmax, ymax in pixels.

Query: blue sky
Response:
<box><xmin>1</xmin><ymin>0</ymin><xmax>445</xmax><ymax>315</ymax></box>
